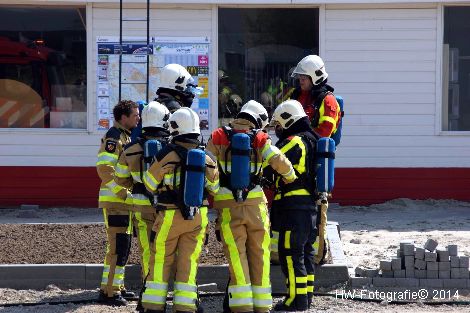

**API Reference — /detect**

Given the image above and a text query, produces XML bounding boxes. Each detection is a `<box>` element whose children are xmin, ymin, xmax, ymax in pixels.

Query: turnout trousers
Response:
<box><xmin>133</xmin><ymin>211</ymin><xmax>157</xmax><ymax>280</ymax></box>
<box><xmin>141</xmin><ymin>207</ymin><xmax>208</xmax><ymax>312</ymax></box>
<box><xmin>278</xmin><ymin>210</ymin><xmax>317</xmax><ymax>311</ymax></box>
<box><xmin>218</xmin><ymin>203</ymin><xmax>272</xmax><ymax>313</ymax></box>
<box><xmin>100</xmin><ymin>208</ymin><xmax>133</xmax><ymax>297</ymax></box>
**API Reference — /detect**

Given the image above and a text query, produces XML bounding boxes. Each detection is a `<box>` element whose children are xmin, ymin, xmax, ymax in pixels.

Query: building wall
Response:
<box><xmin>1</xmin><ymin>2</ymin><xmax>470</xmax><ymax>207</ymax></box>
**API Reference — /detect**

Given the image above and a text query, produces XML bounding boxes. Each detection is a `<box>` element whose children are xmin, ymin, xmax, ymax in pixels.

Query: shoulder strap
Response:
<box><xmin>312</xmin><ymin>91</ymin><xmax>331</xmax><ymax>128</ymax></box>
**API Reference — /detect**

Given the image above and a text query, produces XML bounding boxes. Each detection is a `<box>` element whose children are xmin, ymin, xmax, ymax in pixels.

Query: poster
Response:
<box><xmin>96</xmin><ymin>36</ymin><xmax>211</xmax><ymax>130</ymax></box>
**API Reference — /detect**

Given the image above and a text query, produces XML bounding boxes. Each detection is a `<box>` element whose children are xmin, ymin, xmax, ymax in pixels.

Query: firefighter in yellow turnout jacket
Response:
<box><xmin>270</xmin><ymin>100</ymin><xmax>319</xmax><ymax>311</ymax></box>
<box><xmin>206</xmin><ymin>100</ymin><xmax>296</xmax><ymax>313</ymax></box>
<box><xmin>96</xmin><ymin>100</ymin><xmax>140</xmax><ymax>306</ymax></box>
<box><xmin>114</xmin><ymin>101</ymin><xmax>171</xmax><ymax>284</ymax></box>
<box><xmin>141</xmin><ymin>107</ymin><xmax>219</xmax><ymax>313</ymax></box>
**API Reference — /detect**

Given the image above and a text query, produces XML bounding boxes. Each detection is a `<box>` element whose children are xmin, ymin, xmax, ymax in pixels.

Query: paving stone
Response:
<box><xmin>415</xmin><ymin>270</ymin><xmax>426</xmax><ymax>279</ymax></box>
<box><xmin>450</xmin><ymin>256</ymin><xmax>460</xmax><ymax>268</ymax></box>
<box><xmin>414</xmin><ymin>259</ymin><xmax>426</xmax><ymax>270</ymax></box>
<box><xmin>437</xmin><ymin>249</ymin><xmax>449</xmax><ymax>262</ymax></box>
<box><xmin>355</xmin><ymin>267</ymin><xmax>366</xmax><ymax>277</ymax></box>
<box><xmin>406</xmin><ymin>269</ymin><xmax>415</xmax><ymax>278</ymax></box>
<box><xmin>443</xmin><ymin>279</ymin><xmax>467</xmax><ymax>289</ymax></box>
<box><xmin>425</xmin><ymin>252</ymin><xmax>437</xmax><ymax>262</ymax></box>
<box><xmin>439</xmin><ymin>271</ymin><xmax>450</xmax><ymax>279</ymax></box>
<box><xmin>394</xmin><ymin>270</ymin><xmax>406</xmax><ymax>278</ymax></box>
<box><xmin>447</xmin><ymin>245</ymin><xmax>458</xmax><ymax>256</ymax></box>
<box><xmin>460</xmin><ymin>256</ymin><xmax>469</xmax><ymax>268</ymax></box>
<box><xmin>364</xmin><ymin>269</ymin><xmax>379</xmax><ymax>278</ymax></box>
<box><xmin>420</xmin><ymin>279</ymin><xmax>443</xmax><ymax>288</ymax></box>
<box><xmin>381</xmin><ymin>270</ymin><xmax>394</xmax><ymax>278</ymax></box>
<box><xmin>400</xmin><ymin>240</ymin><xmax>414</xmax><ymax>251</ymax></box>
<box><xmin>395</xmin><ymin>278</ymin><xmax>419</xmax><ymax>287</ymax></box>
<box><xmin>426</xmin><ymin>270</ymin><xmax>439</xmax><ymax>279</ymax></box>
<box><xmin>380</xmin><ymin>260</ymin><xmax>392</xmax><ymax>272</ymax></box>
<box><xmin>427</xmin><ymin>261</ymin><xmax>438</xmax><ymax>271</ymax></box>
<box><xmin>373</xmin><ymin>277</ymin><xmax>396</xmax><ymax>287</ymax></box>
<box><xmin>403</xmin><ymin>244</ymin><xmax>415</xmax><ymax>256</ymax></box>
<box><xmin>414</xmin><ymin>247</ymin><xmax>425</xmax><ymax>260</ymax></box>
<box><xmin>438</xmin><ymin>262</ymin><xmax>450</xmax><ymax>271</ymax></box>
<box><xmin>350</xmin><ymin>277</ymin><xmax>372</xmax><ymax>288</ymax></box>
<box><xmin>391</xmin><ymin>258</ymin><xmax>402</xmax><ymax>271</ymax></box>
<box><xmin>404</xmin><ymin>256</ymin><xmax>414</xmax><ymax>268</ymax></box>
<box><xmin>424</xmin><ymin>239</ymin><xmax>438</xmax><ymax>252</ymax></box>
<box><xmin>459</xmin><ymin>268</ymin><xmax>469</xmax><ymax>279</ymax></box>
<box><xmin>451</xmin><ymin>268</ymin><xmax>460</xmax><ymax>279</ymax></box>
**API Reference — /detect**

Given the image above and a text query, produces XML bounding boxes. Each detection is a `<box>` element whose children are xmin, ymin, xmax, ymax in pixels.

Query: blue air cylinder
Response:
<box><xmin>316</xmin><ymin>137</ymin><xmax>336</xmax><ymax>193</ymax></box>
<box><xmin>230</xmin><ymin>133</ymin><xmax>251</xmax><ymax>190</ymax></box>
<box><xmin>330</xmin><ymin>95</ymin><xmax>344</xmax><ymax>146</ymax></box>
<box><xmin>143</xmin><ymin>140</ymin><xmax>163</xmax><ymax>171</ymax></box>
<box><xmin>184</xmin><ymin>149</ymin><xmax>206</xmax><ymax>208</ymax></box>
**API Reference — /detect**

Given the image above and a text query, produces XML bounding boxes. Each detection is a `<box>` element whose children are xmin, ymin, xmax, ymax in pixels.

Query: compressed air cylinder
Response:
<box><xmin>316</xmin><ymin>137</ymin><xmax>336</xmax><ymax>193</ymax></box>
<box><xmin>230</xmin><ymin>133</ymin><xmax>251</xmax><ymax>189</ymax></box>
<box><xmin>184</xmin><ymin>149</ymin><xmax>206</xmax><ymax>208</ymax></box>
<box><xmin>143</xmin><ymin>139</ymin><xmax>163</xmax><ymax>171</ymax></box>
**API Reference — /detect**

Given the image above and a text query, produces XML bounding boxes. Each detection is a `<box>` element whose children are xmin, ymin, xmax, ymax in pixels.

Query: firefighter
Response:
<box><xmin>141</xmin><ymin>107</ymin><xmax>219</xmax><ymax>313</ymax></box>
<box><xmin>155</xmin><ymin>63</ymin><xmax>201</xmax><ymax>113</ymax></box>
<box><xmin>113</xmin><ymin>101</ymin><xmax>171</xmax><ymax>284</ymax></box>
<box><xmin>290</xmin><ymin>55</ymin><xmax>341</xmax><ymax>265</ymax></box>
<box><xmin>96</xmin><ymin>100</ymin><xmax>140</xmax><ymax>306</ymax></box>
<box><xmin>269</xmin><ymin>100</ymin><xmax>318</xmax><ymax>311</ymax></box>
<box><xmin>206</xmin><ymin>100</ymin><xmax>297</xmax><ymax>313</ymax></box>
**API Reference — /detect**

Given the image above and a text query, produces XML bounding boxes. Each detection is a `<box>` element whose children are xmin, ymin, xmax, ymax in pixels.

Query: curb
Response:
<box><xmin>0</xmin><ymin>263</ymin><xmax>348</xmax><ymax>291</ymax></box>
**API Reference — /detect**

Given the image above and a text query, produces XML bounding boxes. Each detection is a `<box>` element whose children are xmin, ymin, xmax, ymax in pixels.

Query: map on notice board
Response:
<box><xmin>96</xmin><ymin>36</ymin><xmax>211</xmax><ymax>130</ymax></box>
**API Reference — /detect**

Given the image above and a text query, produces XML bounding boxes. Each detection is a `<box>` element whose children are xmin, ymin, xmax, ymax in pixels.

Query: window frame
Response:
<box><xmin>0</xmin><ymin>3</ymin><xmax>89</xmax><ymax>134</ymax></box>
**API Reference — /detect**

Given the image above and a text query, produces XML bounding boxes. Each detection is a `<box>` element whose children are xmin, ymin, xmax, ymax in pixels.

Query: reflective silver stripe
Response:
<box><xmin>163</xmin><ymin>174</ymin><xmax>180</xmax><ymax>186</ymax></box>
<box><xmin>101</xmin><ymin>277</ymin><xmax>123</xmax><ymax>285</ymax></box>
<box><xmin>99</xmin><ymin>189</ymin><xmax>116</xmax><ymax>197</ymax></box>
<box><xmin>115</xmin><ymin>165</ymin><xmax>129</xmax><ymax>176</ymax></box>
<box><xmin>174</xmin><ymin>283</ymin><xmax>197</xmax><ymax>292</ymax></box>
<box><xmin>146</xmin><ymin>282</ymin><xmax>168</xmax><ymax>290</ymax></box>
<box><xmin>141</xmin><ymin>294</ymin><xmax>166</xmax><ymax>304</ymax></box>
<box><xmin>114</xmin><ymin>267</ymin><xmax>125</xmax><ymax>274</ymax></box>
<box><xmin>131</xmin><ymin>172</ymin><xmax>142</xmax><ymax>183</ymax></box>
<box><xmin>97</xmin><ymin>154</ymin><xmax>117</xmax><ymax>163</ymax></box>
<box><xmin>253</xmin><ymin>298</ymin><xmax>272</xmax><ymax>306</ymax></box>
<box><xmin>252</xmin><ymin>286</ymin><xmax>271</xmax><ymax>294</ymax></box>
<box><xmin>272</xmin><ymin>232</ymin><xmax>279</xmax><ymax>239</ymax></box>
<box><xmin>132</xmin><ymin>193</ymin><xmax>149</xmax><ymax>201</ymax></box>
<box><xmin>229</xmin><ymin>297</ymin><xmax>254</xmax><ymax>306</ymax></box>
<box><xmin>174</xmin><ymin>295</ymin><xmax>196</xmax><ymax>305</ymax></box>
<box><xmin>262</xmin><ymin>145</ymin><xmax>280</xmax><ymax>160</ymax></box>
<box><xmin>283</xmin><ymin>167</ymin><xmax>295</xmax><ymax>180</ymax></box>
<box><xmin>228</xmin><ymin>285</ymin><xmax>252</xmax><ymax>293</ymax></box>
<box><xmin>102</xmin><ymin>266</ymin><xmax>110</xmax><ymax>273</ymax></box>
<box><xmin>206</xmin><ymin>182</ymin><xmax>220</xmax><ymax>192</ymax></box>
<box><xmin>143</xmin><ymin>172</ymin><xmax>158</xmax><ymax>190</ymax></box>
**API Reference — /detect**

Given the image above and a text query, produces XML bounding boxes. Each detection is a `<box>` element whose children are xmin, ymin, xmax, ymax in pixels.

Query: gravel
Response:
<box><xmin>1</xmin><ymin>288</ymin><xmax>470</xmax><ymax>312</ymax></box>
<box><xmin>0</xmin><ymin>223</ymin><xmax>226</xmax><ymax>265</ymax></box>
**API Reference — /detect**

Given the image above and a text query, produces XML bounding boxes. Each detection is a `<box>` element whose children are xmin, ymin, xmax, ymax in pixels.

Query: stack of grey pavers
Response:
<box><xmin>351</xmin><ymin>239</ymin><xmax>470</xmax><ymax>289</ymax></box>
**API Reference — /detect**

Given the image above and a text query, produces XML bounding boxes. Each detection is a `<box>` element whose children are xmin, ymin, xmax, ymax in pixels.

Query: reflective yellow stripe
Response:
<box><xmin>154</xmin><ymin>210</ymin><xmax>175</xmax><ymax>282</ymax></box>
<box><xmin>280</xmin><ymin>136</ymin><xmax>306</xmax><ymax>174</ymax></box>
<box><xmin>97</xmin><ymin>152</ymin><xmax>118</xmax><ymax>166</ymax></box>
<box><xmin>143</xmin><ymin>171</ymin><xmax>159</xmax><ymax>192</ymax></box>
<box><xmin>296</xmin><ymin>287</ymin><xmax>308</xmax><ymax>294</ymax></box>
<box><xmin>163</xmin><ymin>171</ymin><xmax>180</xmax><ymax>186</ymax></box>
<box><xmin>319</xmin><ymin>115</ymin><xmax>337</xmax><ymax>126</ymax></box>
<box><xmin>131</xmin><ymin>172</ymin><xmax>142</xmax><ymax>183</ymax></box>
<box><xmin>205</xmin><ymin>179</ymin><xmax>220</xmax><ymax>194</ymax></box>
<box><xmin>318</xmin><ymin>98</ymin><xmax>339</xmax><ymax>133</ymax></box>
<box><xmin>271</xmin><ymin>230</ymin><xmax>279</xmax><ymax>253</ymax></box>
<box><xmin>188</xmin><ymin>207</ymin><xmax>208</xmax><ymax>285</ymax></box>
<box><xmin>274</xmin><ymin>189</ymin><xmax>311</xmax><ymax>200</ymax></box>
<box><xmin>135</xmin><ymin>212</ymin><xmax>150</xmax><ymax>277</ymax></box>
<box><xmin>221</xmin><ymin>208</ymin><xmax>246</xmax><ymax>285</ymax></box>
<box><xmin>284</xmin><ymin>230</ymin><xmax>291</xmax><ymax>249</ymax></box>
<box><xmin>115</xmin><ymin>163</ymin><xmax>130</xmax><ymax>178</ymax></box>
<box><xmin>261</xmin><ymin>144</ymin><xmax>280</xmax><ymax>163</ymax></box>
<box><xmin>106</xmin><ymin>180</ymin><xmax>125</xmax><ymax>195</ymax></box>
<box><xmin>214</xmin><ymin>187</ymin><xmax>264</xmax><ymax>201</ymax></box>
<box><xmin>259</xmin><ymin>203</ymin><xmax>271</xmax><ymax>287</ymax></box>
<box><xmin>296</xmin><ymin>276</ymin><xmax>308</xmax><ymax>283</ymax></box>
<box><xmin>285</xmin><ymin>256</ymin><xmax>296</xmax><ymax>306</ymax></box>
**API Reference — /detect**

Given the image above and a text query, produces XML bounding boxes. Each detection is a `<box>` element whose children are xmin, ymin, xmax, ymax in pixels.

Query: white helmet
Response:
<box><xmin>168</xmin><ymin>107</ymin><xmax>200</xmax><ymax>136</ymax></box>
<box><xmin>271</xmin><ymin>100</ymin><xmax>307</xmax><ymax>129</ymax></box>
<box><xmin>238</xmin><ymin>100</ymin><xmax>269</xmax><ymax>129</ymax></box>
<box><xmin>141</xmin><ymin>101</ymin><xmax>170</xmax><ymax>129</ymax></box>
<box><xmin>160</xmin><ymin>64</ymin><xmax>193</xmax><ymax>91</ymax></box>
<box><xmin>291</xmin><ymin>55</ymin><xmax>328</xmax><ymax>86</ymax></box>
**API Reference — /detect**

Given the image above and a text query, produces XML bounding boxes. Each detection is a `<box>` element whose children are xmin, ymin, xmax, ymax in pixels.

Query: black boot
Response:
<box><xmin>97</xmin><ymin>290</ymin><xmax>128</xmax><ymax>306</ymax></box>
<box><xmin>121</xmin><ymin>289</ymin><xmax>137</xmax><ymax>299</ymax></box>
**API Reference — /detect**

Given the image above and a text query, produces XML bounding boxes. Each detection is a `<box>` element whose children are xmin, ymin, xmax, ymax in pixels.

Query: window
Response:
<box><xmin>218</xmin><ymin>8</ymin><xmax>319</xmax><ymax>125</ymax></box>
<box><xmin>0</xmin><ymin>7</ymin><xmax>86</xmax><ymax>129</ymax></box>
<box><xmin>443</xmin><ymin>7</ymin><xmax>470</xmax><ymax>131</ymax></box>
